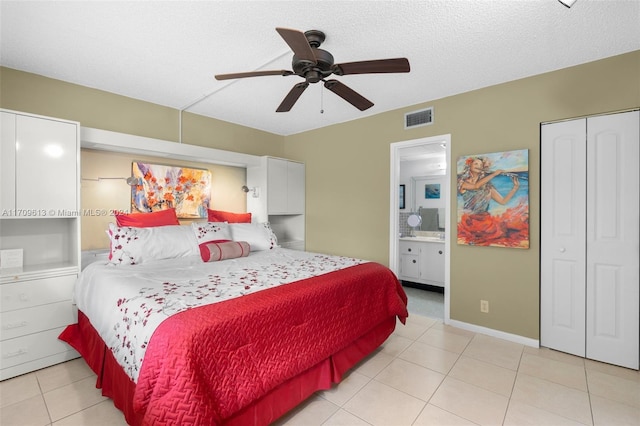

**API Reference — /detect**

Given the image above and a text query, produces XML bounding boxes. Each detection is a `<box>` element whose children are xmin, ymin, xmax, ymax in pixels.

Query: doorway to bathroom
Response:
<box><xmin>389</xmin><ymin>135</ymin><xmax>451</xmax><ymax>322</ymax></box>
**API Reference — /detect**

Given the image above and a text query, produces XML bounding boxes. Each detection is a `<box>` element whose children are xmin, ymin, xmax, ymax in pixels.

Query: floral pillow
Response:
<box><xmin>191</xmin><ymin>222</ymin><xmax>232</xmax><ymax>245</ymax></box>
<box><xmin>200</xmin><ymin>241</ymin><xmax>250</xmax><ymax>262</ymax></box>
<box><xmin>107</xmin><ymin>224</ymin><xmax>199</xmax><ymax>265</ymax></box>
<box><xmin>228</xmin><ymin>222</ymin><xmax>278</xmax><ymax>251</ymax></box>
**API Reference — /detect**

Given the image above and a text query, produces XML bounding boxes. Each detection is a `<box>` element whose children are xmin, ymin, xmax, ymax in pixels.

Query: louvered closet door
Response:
<box><xmin>540</xmin><ymin>118</ymin><xmax>587</xmax><ymax>357</ymax></box>
<box><xmin>586</xmin><ymin>111</ymin><xmax>639</xmax><ymax>370</ymax></box>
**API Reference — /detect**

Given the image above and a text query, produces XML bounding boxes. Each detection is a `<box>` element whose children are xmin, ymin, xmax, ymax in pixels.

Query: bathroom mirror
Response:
<box><xmin>415</xmin><ymin>208</ymin><xmax>445</xmax><ymax>232</ymax></box>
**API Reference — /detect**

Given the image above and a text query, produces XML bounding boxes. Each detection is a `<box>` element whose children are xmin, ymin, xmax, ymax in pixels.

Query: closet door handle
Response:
<box><xmin>438</xmin><ymin>250</ymin><xmax>443</xmax><ymax>255</ymax></box>
<box><xmin>559</xmin><ymin>248</ymin><xmax>566</xmax><ymax>253</ymax></box>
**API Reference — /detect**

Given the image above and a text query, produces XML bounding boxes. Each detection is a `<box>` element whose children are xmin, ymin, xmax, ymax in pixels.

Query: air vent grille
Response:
<box><xmin>405</xmin><ymin>107</ymin><xmax>433</xmax><ymax>129</ymax></box>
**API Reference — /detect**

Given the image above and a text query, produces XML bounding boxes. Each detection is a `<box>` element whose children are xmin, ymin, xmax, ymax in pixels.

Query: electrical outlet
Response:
<box><xmin>480</xmin><ymin>300</ymin><xmax>489</xmax><ymax>313</ymax></box>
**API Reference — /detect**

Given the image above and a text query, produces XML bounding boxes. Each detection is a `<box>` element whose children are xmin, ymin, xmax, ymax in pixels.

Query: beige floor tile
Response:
<box><xmin>429</xmin><ymin>376</ymin><xmax>509</xmax><ymax>425</ymax></box>
<box><xmin>35</xmin><ymin>358</ymin><xmax>95</xmax><ymax>393</ymax></box>
<box><xmin>518</xmin><ymin>352</ymin><xmax>587</xmax><ymax>391</ymax></box>
<box><xmin>590</xmin><ymin>394</ymin><xmax>640</xmax><ymax>426</ymax></box>
<box><xmin>322</xmin><ymin>409</ymin><xmax>371</xmax><ymax>426</ymax></box>
<box><xmin>525</xmin><ymin>346</ymin><xmax>586</xmax><ymax>368</ymax></box>
<box><xmin>0</xmin><ymin>372</ymin><xmax>41</xmax><ymax>408</ymax></box>
<box><xmin>586</xmin><ymin>369</ymin><xmax>640</xmax><ymax>408</ymax></box>
<box><xmin>351</xmin><ymin>349</ymin><xmax>395</xmax><ymax>378</ymax></box>
<box><xmin>52</xmin><ymin>399</ymin><xmax>127</xmax><ymax>425</ymax></box>
<box><xmin>412</xmin><ymin>403</ymin><xmax>478</xmax><ymax>425</ymax></box>
<box><xmin>398</xmin><ymin>340</ymin><xmax>459</xmax><ymax>374</ymax></box>
<box><xmin>0</xmin><ymin>394</ymin><xmax>50</xmax><ymax>426</ymax></box>
<box><xmin>342</xmin><ymin>380</ymin><xmax>425</xmax><ymax>426</ymax></box>
<box><xmin>585</xmin><ymin>358</ymin><xmax>640</xmax><ymax>382</ymax></box>
<box><xmin>378</xmin><ymin>334</ymin><xmax>414</xmax><ymax>358</ymax></box>
<box><xmin>503</xmin><ymin>400</ymin><xmax>589</xmax><ymax>426</ymax></box>
<box><xmin>462</xmin><ymin>334</ymin><xmax>524</xmax><ymax>371</ymax></box>
<box><xmin>393</xmin><ymin>315</ymin><xmax>436</xmax><ymax>340</ymax></box>
<box><xmin>318</xmin><ymin>370</ymin><xmax>371</xmax><ymax>406</ymax></box>
<box><xmin>274</xmin><ymin>395</ymin><xmax>339</xmax><ymax>426</ymax></box>
<box><xmin>430</xmin><ymin>322</ymin><xmax>477</xmax><ymax>339</ymax></box>
<box><xmin>448</xmin><ymin>355</ymin><xmax>517</xmax><ymax>397</ymax></box>
<box><xmin>511</xmin><ymin>373</ymin><xmax>592</xmax><ymax>425</ymax></box>
<box><xmin>374</xmin><ymin>358</ymin><xmax>445</xmax><ymax>401</ymax></box>
<box><xmin>42</xmin><ymin>376</ymin><xmax>108</xmax><ymax>422</ymax></box>
<box><xmin>417</xmin><ymin>327</ymin><xmax>473</xmax><ymax>354</ymax></box>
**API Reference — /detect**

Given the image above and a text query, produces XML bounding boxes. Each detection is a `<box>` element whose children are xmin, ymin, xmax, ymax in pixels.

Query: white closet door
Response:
<box><xmin>540</xmin><ymin>119</ymin><xmax>587</xmax><ymax>357</ymax></box>
<box><xmin>586</xmin><ymin>111</ymin><xmax>639</xmax><ymax>370</ymax></box>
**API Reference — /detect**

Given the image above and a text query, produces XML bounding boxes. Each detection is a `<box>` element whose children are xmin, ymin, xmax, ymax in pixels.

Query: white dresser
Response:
<box><xmin>0</xmin><ymin>110</ymin><xmax>81</xmax><ymax>380</ymax></box>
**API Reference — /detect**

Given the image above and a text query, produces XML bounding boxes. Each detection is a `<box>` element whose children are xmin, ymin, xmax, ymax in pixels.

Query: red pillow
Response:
<box><xmin>207</xmin><ymin>209</ymin><xmax>251</xmax><ymax>223</ymax></box>
<box><xmin>115</xmin><ymin>208</ymin><xmax>180</xmax><ymax>227</ymax></box>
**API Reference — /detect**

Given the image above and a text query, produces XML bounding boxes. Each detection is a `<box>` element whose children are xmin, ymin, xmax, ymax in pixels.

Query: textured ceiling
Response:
<box><xmin>1</xmin><ymin>1</ymin><xmax>639</xmax><ymax>136</ymax></box>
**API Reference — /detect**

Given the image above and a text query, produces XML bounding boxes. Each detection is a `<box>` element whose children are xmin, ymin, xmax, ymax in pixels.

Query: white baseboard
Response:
<box><xmin>447</xmin><ymin>319</ymin><xmax>539</xmax><ymax>348</ymax></box>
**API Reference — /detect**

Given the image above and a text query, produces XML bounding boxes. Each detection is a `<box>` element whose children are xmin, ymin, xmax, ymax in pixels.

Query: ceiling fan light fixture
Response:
<box><xmin>558</xmin><ymin>0</ymin><xmax>577</xmax><ymax>8</ymax></box>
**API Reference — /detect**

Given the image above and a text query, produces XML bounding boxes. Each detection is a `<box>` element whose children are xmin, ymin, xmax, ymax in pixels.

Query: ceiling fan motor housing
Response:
<box><xmin>291</xmin><ymin>30</ymin><xmax>334</xmax><ymax>83</ymax></box>
<box><xmin>293</xmin><ymin>48</ymin><xmax>334</xmax><ymax>83</ymax></box>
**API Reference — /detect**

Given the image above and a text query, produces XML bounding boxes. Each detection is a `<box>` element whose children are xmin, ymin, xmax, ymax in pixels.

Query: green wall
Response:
<box><xmin>2</xmin><ymin>50</ymin><xmax>638</xmax><ymax>340</ymax></box>
<box><xmin>284</xmin><ymin>50</ymin><xmax>640</xmax><ymax>339</ymax></box>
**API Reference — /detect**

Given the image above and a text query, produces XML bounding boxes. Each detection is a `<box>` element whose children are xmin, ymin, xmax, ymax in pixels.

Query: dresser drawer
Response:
<box><xmin>0</xmin><ymin>274</ymin><xmax>76</xmax><ymax>313</ymax></box>
<box><xmin>1</xmin><ymin>301</ymin><xmax>76</xmax><ymax>341</ymax></box>
<box><xmin>399</xmin><ymin>241</ymin><xmax>422</xmax><ymax>255</ymax></box>
<box><xmin>0</xmin><ymin>327</ymin><xmax>74</xmax><ymax>370</ymax></box>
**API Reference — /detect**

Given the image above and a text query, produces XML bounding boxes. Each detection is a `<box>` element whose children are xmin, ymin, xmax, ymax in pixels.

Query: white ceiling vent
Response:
<box><xmin>404</xmin><ymin>107</ymin><xmax>433</xmax><ymax>129</ymax></box>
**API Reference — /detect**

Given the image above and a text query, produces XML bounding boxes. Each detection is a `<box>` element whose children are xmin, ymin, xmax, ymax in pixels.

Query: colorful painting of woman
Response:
<box><xmin>456</xmin><ymin>150</ymin><xmax>529</xmax><ymax>248</ymax></box>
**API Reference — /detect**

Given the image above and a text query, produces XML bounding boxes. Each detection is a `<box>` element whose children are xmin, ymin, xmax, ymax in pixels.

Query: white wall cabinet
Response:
<box><xmin>541</xmin><ymin>110</ymin><xmax>639</xmax><ymax>370</ymax></box>
<box><xmin>398</xmin><ymin>239</ymin><xmax>444</xmax><ymax>287</ymax></box>
<box><xmin>0</xmin><ymin>109</ymin><xmax>81</xmax><ymax>380</ymax></box>
<box><xmin>247</xmin><ymin>156</ymin><xmax>305</xmax><ymax>250</ymax></box>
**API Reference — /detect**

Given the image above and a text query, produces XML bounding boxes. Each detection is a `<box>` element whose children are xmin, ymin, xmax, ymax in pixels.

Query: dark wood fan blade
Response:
<box><xmin>332</xmin><ymin>58</ymin><xmax>410</xmax><ymax>75</ymax></box>
<box><xmin>276</xmin><ymin>82</ymin><xmax>309</xmax><ymax>112</ymax></box>
<box><xmin>215</xmin><ymin>70</ymin><xmax>293</xmax><ymax>80</ymax></box>
<box><xmin>276</xmin><ymin>27</ymin><xmax>316</xmax><ymax>63</ymax></box>
<box><xmin>324</xmin><ymin>79</ymin><xmax>374</xmax><ymax>111</ymax></box>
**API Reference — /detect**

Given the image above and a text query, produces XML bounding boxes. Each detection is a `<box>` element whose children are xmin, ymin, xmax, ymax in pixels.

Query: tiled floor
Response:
<box><xmin>1</xmin><ymin>314</ymin><xmax>639</xmax><ymax>425</ymax></box>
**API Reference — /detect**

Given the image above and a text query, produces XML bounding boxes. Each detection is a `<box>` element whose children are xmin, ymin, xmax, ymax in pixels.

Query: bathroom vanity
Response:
<box><xmin>398</xmin><ymin>235</ymin><xmax>444</xmax><ymax>288</ymax></box>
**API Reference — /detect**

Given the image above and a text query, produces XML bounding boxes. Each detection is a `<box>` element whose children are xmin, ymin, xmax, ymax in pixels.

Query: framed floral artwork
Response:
<box><xmin>131</xmin><ymin>162</ymin><xmax>211</xmax><ymax>218</ymax></box>
<box><xmin>456</xmin><ymin>149</ymin><xmax>529</xmax><ymax>248</ymax></box>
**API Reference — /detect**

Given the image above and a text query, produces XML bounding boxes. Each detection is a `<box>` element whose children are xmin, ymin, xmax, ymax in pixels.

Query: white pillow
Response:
<box><xmin>228</xmin><ymin>222</ymin><xmax>278</xmax><ymax>251</ymax></box>
<box><xmin>191</xmin><ymin>222</ymin><xmax>232</xmax><ymax>245</ymax></box>
<box><xmin>107</xmin><ymin>224</ymin><xmax>199</xmax><ymax>265</ymax></box>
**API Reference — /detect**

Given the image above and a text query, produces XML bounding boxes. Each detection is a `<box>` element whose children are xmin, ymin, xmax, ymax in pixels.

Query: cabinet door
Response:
<box><xmin>421</xmin><ymin>243</ymin><xmax>444</xmax><ymax>285</ymax></box>
<box><xmin>1</xmin><ymin>112</ymin><xmax>17</xmax><ymax>212</ymax></box>
<box><xmin>540</xmin><ymin>118</ymin><xmax>587</xmax><ymax>358</ymax></box>
<box><xmin>15</xmin><ymin>115</ymin><xmax>77</xmax><ymax>212</ymax></box>
<box><xmin>287</xmin><ymin>161</ymin><xmax>305</xmax><ymax>213</ymax></box>
<box><xmin>267</xmin><ymin>158</ymin><xmax>288</xmax><ymax>214</ymax></box>
<box><xmin>400</xmin><ymin>254</ymin><xmax>420</xmax><ymax>280</ymax></box>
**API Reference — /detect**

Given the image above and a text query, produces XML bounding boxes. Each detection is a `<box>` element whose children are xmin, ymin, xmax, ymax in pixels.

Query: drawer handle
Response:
<box><xmin>412</xmin><ymin>260</ymin><xmax>416</xmax><ymax>263</ymax></box>
<box><xmin>4</xmin><ymin>348</ymin><xmax>27</xmax><ymax>359</ymax></box>
<box><xmin>438</xmin><ymin>250</ymin><xmax>443</xmax><ymax>254</ymax></box>
<box><xmin>3</xmin><ymin>321</ymin><xmax>28</xmax><ymax>330</ymax></box>
<box><xmin>19</xmin><ymin>293</ymin><xmax>30</xmax><ymax>302</ymax></box>
<box><xmin>407</xmin><ymin>248</ymin><xmax>412</xmax><ymax>252</ymax></box>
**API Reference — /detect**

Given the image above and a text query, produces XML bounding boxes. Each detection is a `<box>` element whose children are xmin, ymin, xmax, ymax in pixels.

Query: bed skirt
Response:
<box><xmin>60</xmin><ymin>311</ymin><xmax>397</xmax><ymax>425</ymax></box>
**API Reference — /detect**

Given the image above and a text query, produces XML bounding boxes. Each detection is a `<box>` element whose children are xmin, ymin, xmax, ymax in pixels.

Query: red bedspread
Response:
<box><xmin>121</xmin><ymin>262</ymin><xmax>407</xmax><ymax>425</ymax></box>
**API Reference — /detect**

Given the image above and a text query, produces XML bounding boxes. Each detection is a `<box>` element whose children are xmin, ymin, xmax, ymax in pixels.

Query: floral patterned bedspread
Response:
<box><xmin>73</xmin><ymin>248</ymin><xmax>366</xmax><ymax>382</ymax></box>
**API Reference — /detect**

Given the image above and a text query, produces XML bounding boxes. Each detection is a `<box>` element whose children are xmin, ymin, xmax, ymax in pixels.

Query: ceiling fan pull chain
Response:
<box><xmin>320</xmin><ymin>84</ymin><xmax>324</xmax><ymax>114</ymax></box>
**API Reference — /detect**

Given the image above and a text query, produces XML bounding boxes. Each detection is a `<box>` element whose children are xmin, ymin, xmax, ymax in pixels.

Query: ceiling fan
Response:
<box><xmin>214</xmin><ymin>27</ymin><xmax>410</xmax><ymax>112</ymax></box>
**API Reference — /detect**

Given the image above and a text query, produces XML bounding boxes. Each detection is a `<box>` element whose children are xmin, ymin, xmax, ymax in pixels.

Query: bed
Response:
<box><xmin>59</xmin><ymin>220</ymin><xmax>408</xmax><ymax>425</ymax></box>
